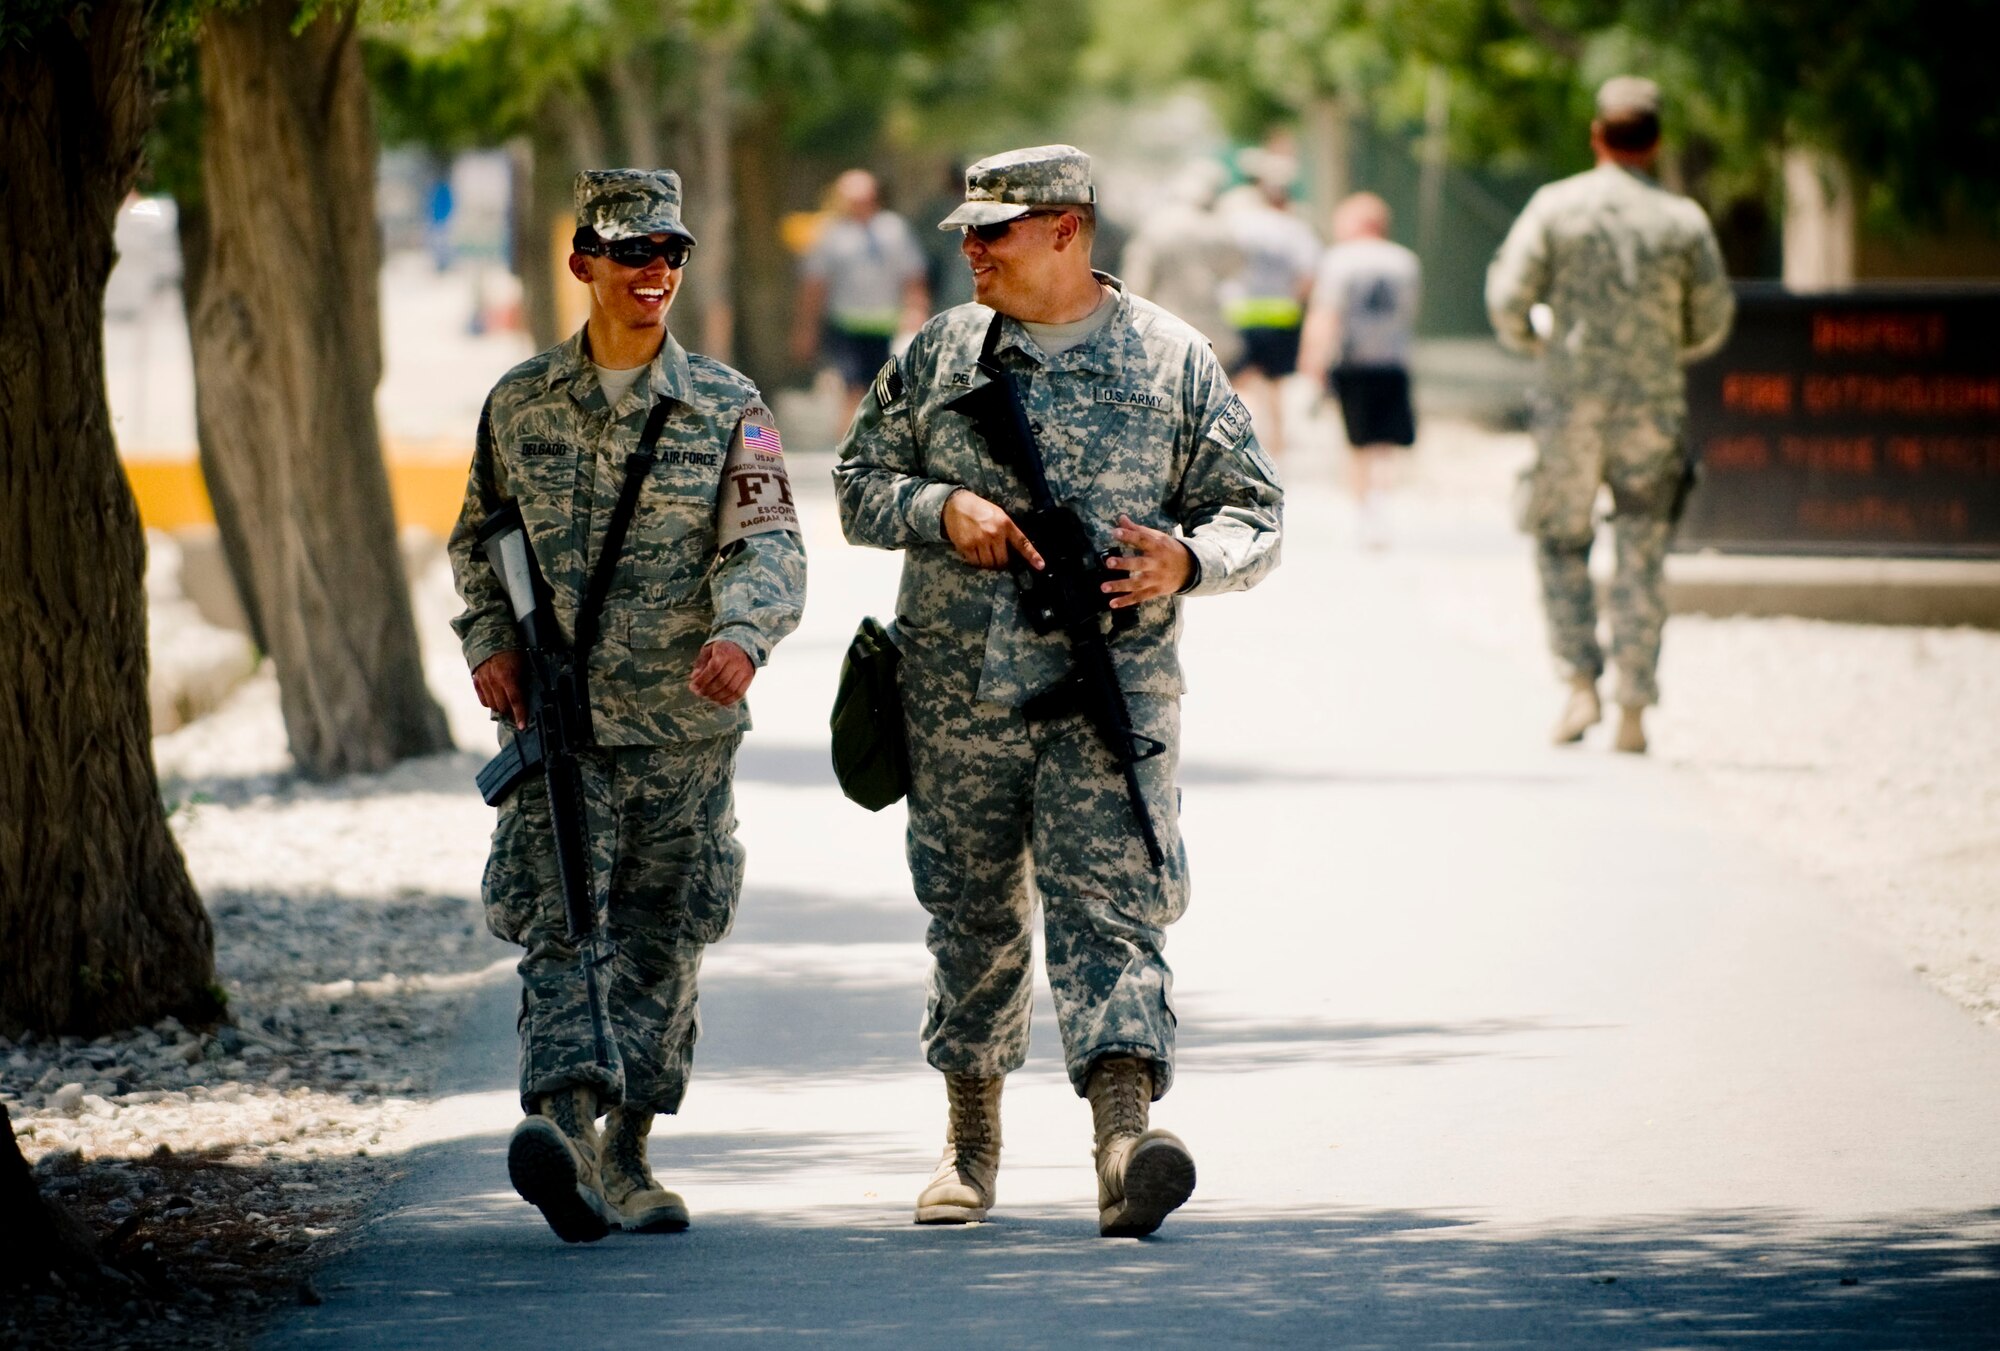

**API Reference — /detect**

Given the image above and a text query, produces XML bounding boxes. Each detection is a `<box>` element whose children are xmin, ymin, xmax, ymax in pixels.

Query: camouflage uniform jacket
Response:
<box><xmin>450</xmin><ymin>329</ymin><xmax>807</xmax><ymax>745</ymax></box>
<box><xmin>1486</xmin><ymin>164</ymin><xmax>1735</xmax><ymax>412</ymax></box>
<box><xmin>833</xmin><ymin>277</ymin><xmax>1282</xmax><ymax>707</ymax></box>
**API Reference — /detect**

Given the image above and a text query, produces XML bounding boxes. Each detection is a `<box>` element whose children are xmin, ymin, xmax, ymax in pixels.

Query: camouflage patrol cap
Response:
<box><xmin>574</xmin><ymin>168</ymin><xmax>696</xmax><ymax>244</ymax></box>
<box><xmin>1595</xmin><ymin>76</ymin><xmax>1662</xmax><ymax>119</ymax></box>
<box><xmin>938</xmin><ymin>144</ymin><xmax>1096</xmax><ymax>230</ymax></box>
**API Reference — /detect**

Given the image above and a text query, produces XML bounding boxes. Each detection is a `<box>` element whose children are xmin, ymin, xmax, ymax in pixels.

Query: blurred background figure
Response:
<box><xmin>1219</xmin><ymin>149</ymin><xmax>1321</xmax><ymax>455</ymax></box>
<box><xmin>425</xmin><ymin>168</ymin><xmax>455</xmax><ymax>274</ymax></box>
<box><xmin>1486</xmin><ymin>76</ymin><xmax>1735</xmax><ymax>755</ymax></box>
<box><xmin>1300</xmin><ymin>191</ymin><xmax>1421</xmax><ymax>548</ymax></box>
<box><xmin>790</xmin><ymin>168</ymin><xmax>930</xmax><ymax>426</ymax></box>
<box><xmin>916</xmin><ymin>161</ymin><xmax>978</xmax><ymax>313</ymax></box>
<box><xmin>1122</xmin><ymin>159</ymin><xmax>1244</xmax><ymax>371</ymax></box>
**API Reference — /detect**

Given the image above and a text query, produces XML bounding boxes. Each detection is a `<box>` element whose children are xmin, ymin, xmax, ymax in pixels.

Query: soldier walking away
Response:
<box><xmin>449</xmin><ymin>169</ymin><xmax>807</xmax><ymax>1241</ymax></box>
<box><xmin>1298</xmin><ymin>191</ymin><xmax>1422</xmax><ymax>549</ymax></box>
<box><xmin>1486</xmin><ymin>78</ymin><xmax>1734</xmax><ymax>754</ymax></box>
<box><xmin>1218</xmin><ymin>151</ymin><xmax>1322</xmax><ymax>457</ymax></box>
<box><xmin>791</xmin><ymin>169</ymin><xmax>932</xmax><ymax>430</ymax></box>
<box><xmin>834</xmin><ymin>145</ymin><xmax>1282</xmax><ymax>1237</ymax></box>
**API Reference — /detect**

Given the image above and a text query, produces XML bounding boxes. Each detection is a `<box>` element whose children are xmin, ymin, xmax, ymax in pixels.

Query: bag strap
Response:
<box><xmin>574</xmin><ymin>399</ymin><xmax>672</xmax><ymax>656</ymax></box>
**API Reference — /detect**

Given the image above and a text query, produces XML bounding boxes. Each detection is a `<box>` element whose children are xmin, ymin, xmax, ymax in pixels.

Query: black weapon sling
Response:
<box><xmin>574</xmin><ymin>398</ymin><xmax>674</xmax><ymax>666</ymax></box>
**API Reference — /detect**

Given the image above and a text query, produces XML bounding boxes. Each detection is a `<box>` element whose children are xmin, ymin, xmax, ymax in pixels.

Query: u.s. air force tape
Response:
<box><xmin>717</xmin><ymin>409</ymin><xmax>800</xmax><ymax>547</ymax></box>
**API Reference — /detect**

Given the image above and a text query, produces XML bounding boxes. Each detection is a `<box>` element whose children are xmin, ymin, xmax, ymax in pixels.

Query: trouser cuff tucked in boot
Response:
<box><xmin>915</xmin><ymin>1074</ymin><xmax>1004</xmax><ymax>1225</ymax></box>
<box><xmin>599</xmin><ymin>1107</ymin><xmax>691</xmax><ymax>1233</ymax></box>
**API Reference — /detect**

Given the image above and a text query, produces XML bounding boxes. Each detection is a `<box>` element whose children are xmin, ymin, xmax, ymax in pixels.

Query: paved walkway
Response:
<box><xmin>268</xmin><ymin>453</ymin><xmax>2000</xmax><ymax>1347</ymax></box>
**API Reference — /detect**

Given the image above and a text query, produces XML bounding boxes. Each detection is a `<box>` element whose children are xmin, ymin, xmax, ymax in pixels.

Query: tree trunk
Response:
<box><xmin>0</xmin><ymin>2</ymin><xmax>220</xmax><ymax>1036</ymax></box>
<box><xmin>689</xmin><ymin>40</ymin><xmax>737</xmax><ymax>365</ymax></box>
<box><xmin>731</xmin><ymin>97</ymin><xmax>793</xmax><ymax>392</ymax></box>
<box><xmin>189</xmin><ymin>0</ymin><xmax>451</xmax><ymax>779</ymax></box>
<box><xmin>0</xmin><ymin>1104</ymin><xmax>104</xmax><ymax>1284</ymax></box>
<box><xmin>176</xmin><ymin>198</ymin><xmax>268</xmax><ymax>654</ymax></box>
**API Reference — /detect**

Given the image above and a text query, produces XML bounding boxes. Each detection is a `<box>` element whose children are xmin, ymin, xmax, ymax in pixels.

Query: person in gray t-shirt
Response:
<box><xmin>1300</xmin><ymin>192</ymin><xmax>1422</xmax><ymax>546</ymax></box>
<box><xmin>791</xmin><ymin>169</ymin><xmax>930</xmax><ymax>425</ymax></box>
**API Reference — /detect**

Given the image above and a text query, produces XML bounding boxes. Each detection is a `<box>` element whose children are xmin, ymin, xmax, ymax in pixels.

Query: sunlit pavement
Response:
<box><xmin>267</xmin><ymin>450</ymin><xmax>2000</xmax><ymax>1348</ymax></box>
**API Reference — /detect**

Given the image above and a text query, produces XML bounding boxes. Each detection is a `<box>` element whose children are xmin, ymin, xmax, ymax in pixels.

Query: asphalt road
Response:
<box><xmin>268</xmin><ymin>452</ymin><xmax>2000</xmax><ymax>1348</ymax></box>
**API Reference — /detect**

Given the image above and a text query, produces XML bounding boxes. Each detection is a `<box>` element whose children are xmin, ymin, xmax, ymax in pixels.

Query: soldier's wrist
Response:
<box><xmin>1174</xmin><ymin>539</ymin><xmax>1202</xmax><ymax>594</ymax></box>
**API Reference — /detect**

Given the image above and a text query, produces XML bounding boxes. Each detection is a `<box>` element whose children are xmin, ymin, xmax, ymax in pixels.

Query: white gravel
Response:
<box><xmin>1655</xmin><ymin>618</ymin><xmax>2000</xmax><ymax>1026</ymax></box>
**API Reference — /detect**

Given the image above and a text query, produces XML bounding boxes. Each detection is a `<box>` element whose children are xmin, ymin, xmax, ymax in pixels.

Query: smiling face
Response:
<box><xmin>570</xmin><ymin>233</ymin><xmax>682</xmax><ymax>335</ymax></box>
<box><xmin>959</xmin><ymin>210</ymin><xmax>1082</xmax><ymax>317</ymax></box>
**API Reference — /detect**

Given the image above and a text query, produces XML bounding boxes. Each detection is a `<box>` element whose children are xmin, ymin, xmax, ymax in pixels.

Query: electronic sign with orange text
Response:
<box><xmin>1679</xmin><ymin>286</ymin><xmax>2000</xmax><ymax>556</ymax></box>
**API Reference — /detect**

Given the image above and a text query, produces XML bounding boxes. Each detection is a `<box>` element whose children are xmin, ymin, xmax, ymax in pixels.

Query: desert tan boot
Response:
<box><xmin>1614</xmin><ymin>705</ymin><xmax>1648</xmax><ymax>754</ymax></box>
<box><xmin>1086</xmin><ymin>1058</ymin><xmax>1195</xmax><ymax>1238</ymax></box>
<box><xmin>507</xmin><ymin>1086</ymin><xmax>615</xmax><ymax>1243</ymax></box>
<box><xmin>1552</xmin><ymin>675</ymin><xmax>1602</xmax><ymax>745</ymax></box>
<box><xmin>600</xmin><ymin>1107</ymin><xmax>691</xmax><ymax>1233</ymax></box>
<box><xmin>914</xmin><ymin>1074</ymin><xmax>1003</xmax><ymax>1224</ymax></box>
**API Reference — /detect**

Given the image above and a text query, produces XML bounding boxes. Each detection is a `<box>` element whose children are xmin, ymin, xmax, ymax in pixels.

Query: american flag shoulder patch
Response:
<box><xmin>743</xmin><ymin>422</ymin><xmax>784</xmax><ymax>457</ymax></box>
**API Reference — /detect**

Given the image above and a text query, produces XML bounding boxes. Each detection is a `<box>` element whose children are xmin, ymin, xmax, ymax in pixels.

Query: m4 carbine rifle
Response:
<box><xmin>944</xmin><ymin>318</ymin><xmax>1168</xmax><ymax>870</ymax></box>
<box><xmin>472</xmin><ymin>403</ymin><xmax>669</xmax><ymax>1078</ymax></box>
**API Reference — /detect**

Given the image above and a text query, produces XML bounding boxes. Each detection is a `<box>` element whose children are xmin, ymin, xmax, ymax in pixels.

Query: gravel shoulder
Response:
<box><xmin>2</xmin><ymin>558</ymin><xmax>500</xmax><ymax>1350</ymax></box>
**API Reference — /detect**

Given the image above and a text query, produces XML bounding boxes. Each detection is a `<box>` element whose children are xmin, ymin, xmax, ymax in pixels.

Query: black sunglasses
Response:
<box><xmin>582</xmin><ymin>235</ymin><xmax>694</xmax><ymax>270</ymax></box>
<box><xmin>963</xmin><ymin>209</ymin><xmax>1068</xmax><ymax>243</ymax></box>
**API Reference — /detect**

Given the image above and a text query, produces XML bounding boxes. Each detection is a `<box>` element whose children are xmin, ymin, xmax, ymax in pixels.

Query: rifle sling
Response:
<box><xmin>574</xmin><ymin>398</ymin><xmax>673</xmax><ymax>657</ymax></box>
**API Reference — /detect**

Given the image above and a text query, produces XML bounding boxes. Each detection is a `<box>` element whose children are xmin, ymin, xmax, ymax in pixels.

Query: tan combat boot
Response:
<box><xmin>1614</xmin><ymin>704</ymin><xmax>1648</xmax><ymax>754</ymax></box>
<box><xmin>914</xmin><ymin>1074</ymin><xmax>1003</xmax><ymax>1224</ymax></box>
<box><xmin>1552</xmin><ymin>675</ymin><xmax>1602</xmax><ymax>745</ymax></box>
<box><xmin>599</xmin><ymin>1107</ymin><xmax>691</xmax><ymax>1233</ymax></box>
<box><xmin>507</xmin><ymin>1086</ymin><xmax>615</xmax><ymax>1243</ymax></box>
<box><xmin>1087</xmin><ymin>1058</ymin><xmax>1196</xmax><ymax>1238</ymax></box>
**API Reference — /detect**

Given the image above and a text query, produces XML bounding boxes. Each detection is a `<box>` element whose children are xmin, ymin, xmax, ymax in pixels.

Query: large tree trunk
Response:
<box><xmin>0</xmin><ymin>2</ymin><xmax>220</xmax><ymax>1035</ymax></box>
<box><xmin>189</xmin><ymin>0</ymin><xmax>450</xmax><ymax>779</ymax></box>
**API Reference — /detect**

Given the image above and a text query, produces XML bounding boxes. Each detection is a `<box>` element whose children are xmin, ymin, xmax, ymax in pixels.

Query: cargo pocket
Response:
<box><xmin>481</xmin><ymin>780</ymin><xmax>555</xmax><ymax>946</ymax></box>
<box><xmin>679</xmin><ymin>775</ymin><xmax>746</xmax><ymax>945</ymax></box>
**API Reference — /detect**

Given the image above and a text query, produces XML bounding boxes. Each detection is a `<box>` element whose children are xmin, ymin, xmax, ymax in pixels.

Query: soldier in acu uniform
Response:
<box><xmin>834</xmin><ymin>146</ymin><xmax>1282</xmax><ymax>1237</ymax></box>
<box><xmin>449</xmin><ymin>169</ymin><xmax>806</xmax><ymax>1242</ymax></box>
<box><xmin>1487</xmin><ymin>77</ymin><xmax>1735</xmax><ymax>753</ymax></box>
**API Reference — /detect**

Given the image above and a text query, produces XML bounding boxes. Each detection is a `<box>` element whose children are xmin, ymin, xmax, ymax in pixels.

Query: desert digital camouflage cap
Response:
<box><xmin>1595</xmin><ymin>75</ymin><xmax>1662</xmax><ymax>119</ymax></box>
<box><xmin>574</xmin><ymin>168</ymin><xmax>696</xmax><ymax>244</ymax></box>
<box><xmin>938</xmin><ymin>145</ymin><xmax>1096</xmax><ymax>230</ymax></box>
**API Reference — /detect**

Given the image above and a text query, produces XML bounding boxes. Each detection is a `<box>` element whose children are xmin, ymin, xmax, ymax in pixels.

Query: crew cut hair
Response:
<box><xmin>1601</xmin><ymin>111</ymin><xmax>1661</xmax><ymax>152</ymax></box>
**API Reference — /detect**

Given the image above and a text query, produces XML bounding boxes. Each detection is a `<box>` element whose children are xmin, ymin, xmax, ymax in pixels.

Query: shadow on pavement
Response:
<box><xmin>281</xmin><ymin>1158</ymin><xmax>2000</xmax><ymax>1350</ymax></box>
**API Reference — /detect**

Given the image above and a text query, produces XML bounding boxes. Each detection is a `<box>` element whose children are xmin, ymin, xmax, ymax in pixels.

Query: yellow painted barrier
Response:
<box><xmin>122</xmin><ymin>448</ymin><xmax>472</xmax><ymax>537</ymax></box>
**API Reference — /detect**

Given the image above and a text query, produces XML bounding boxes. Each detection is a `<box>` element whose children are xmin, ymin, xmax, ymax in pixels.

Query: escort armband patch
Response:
<box><xmin>717</xmin><ymin>413</ymin><xmax>799</xmax><ymax>546</ymax></box>
<box><xmin>872</xmin><ymin>359</ymin><xmax>907</xmax><ymax>412</ymax></box>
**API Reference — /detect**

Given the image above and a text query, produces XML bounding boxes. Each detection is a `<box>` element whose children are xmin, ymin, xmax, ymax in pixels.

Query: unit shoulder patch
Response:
<box><xmin>1204</xmin><ymin>395</ymin><xmax>1254</xmax><ymax>451</ymax></box>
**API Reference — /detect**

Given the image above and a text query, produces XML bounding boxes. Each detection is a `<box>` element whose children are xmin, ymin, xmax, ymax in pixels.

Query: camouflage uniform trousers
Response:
<box><xmin>1520</xmin><ymin>397</ymin><xmax>1685</xmax><ymax>708</ymax></box>
<box><xmin>482</xmin><ymin>735</ymin><xmax>745</xmax><ymax>1115</ymax></box>
<box><xmin>900</xmin><ymin>649</ymin><xmax>1189</xmax><ymax>1099</ymax></box>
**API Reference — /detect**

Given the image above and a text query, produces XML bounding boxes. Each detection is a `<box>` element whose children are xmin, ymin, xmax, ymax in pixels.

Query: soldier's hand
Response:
<box><xmin>943</xmin><ymin>489</ymin><xmax>1045</xmax><ymax>571</ymax></box>
<box><xmin>689</xmin><ymin>639</ymin><xmax>756</xmax><ymax>706</ymax></box>
<box><xmin>472</xmin><ymin>650</ymin><xmax>531</xmax><ymax>729</ymax></box>
<box><xmin>1104</xmin><ymin>514</ymin><xmax>1194</xmax><ymax>608</ymax></box>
